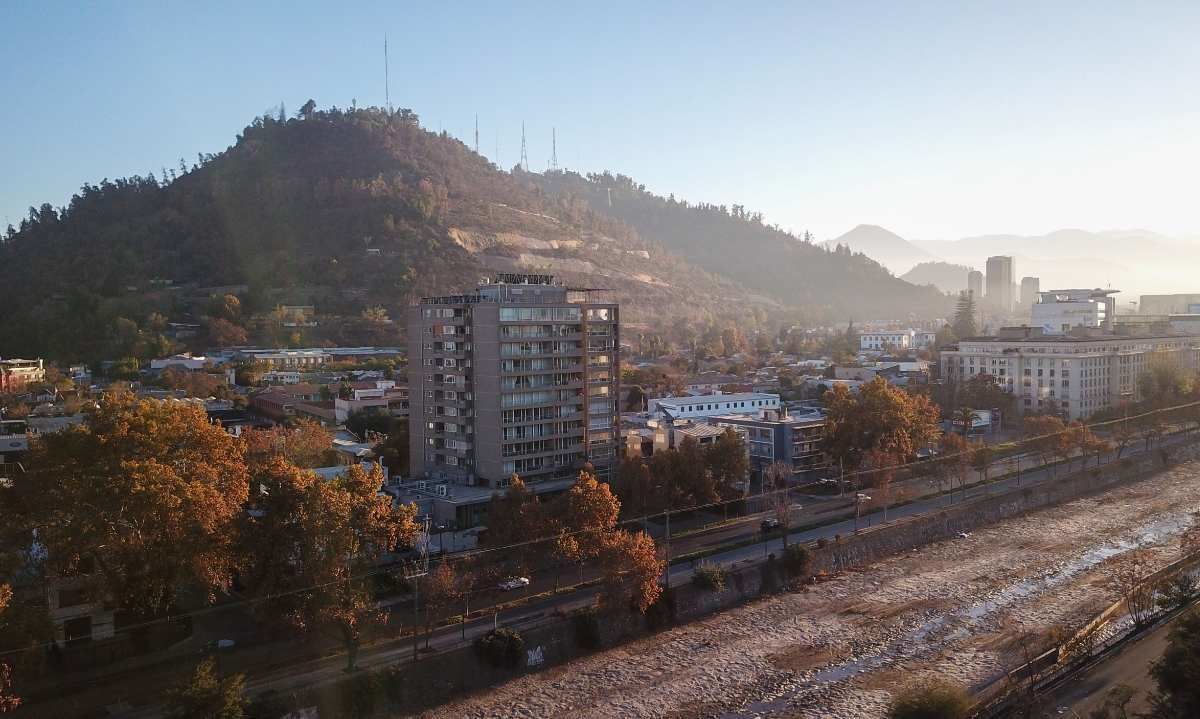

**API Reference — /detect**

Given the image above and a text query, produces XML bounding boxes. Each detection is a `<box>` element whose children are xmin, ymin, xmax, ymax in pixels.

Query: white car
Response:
<box><xmin>498</xmin><ymin>577</ymin><xmax>530</xmax><ymax>591</ymax></box>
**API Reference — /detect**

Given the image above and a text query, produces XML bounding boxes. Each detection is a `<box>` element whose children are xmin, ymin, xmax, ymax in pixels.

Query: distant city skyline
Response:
<box><xmin>4</xmin><ymin>1</ymin><xmax>1200</xmax><ymax>242</ymax></box>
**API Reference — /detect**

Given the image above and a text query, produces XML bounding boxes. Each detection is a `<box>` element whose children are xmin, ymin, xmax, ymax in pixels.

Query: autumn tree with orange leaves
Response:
<box><xmin>551</xmin><ymin>471</ymin><xmax>621</xmax><ymax>589</ymax></box>
<box><xmin>242</xmin><ymin>419</ymin><xmax>335</xmax><ymax>469</ymax></box>
<box><xmin>238</xmin><ymin>459</ymin><xmax>417</xmax><ymax>671</ymax></box>
<box><xmin>823</xmin><ymin>377</ymin><xmax>941</xmax><ymax>477</ymax></box>
<box><xmin>599</xmin><ymin>530</ymin><xmax>662</xmax><ymax>614</ymax></box>
<box><xmin>9</xmin><ymin>394</ymin><xmax>249</xmax><ymax>614</ymax></box>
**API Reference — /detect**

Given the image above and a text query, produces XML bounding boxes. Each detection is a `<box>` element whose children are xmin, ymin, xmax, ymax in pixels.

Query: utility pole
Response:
<box><xmin>854</xmin><ymin>493</ymin><xmax>871</xmax><ymax>534</ymax></box>
<box><xmin>663</xmin><ymin>506</ymin><xmax>671</xmax><ymax>589</ymax></box>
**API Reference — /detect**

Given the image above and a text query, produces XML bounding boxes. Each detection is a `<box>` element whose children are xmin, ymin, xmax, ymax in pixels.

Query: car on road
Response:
<box><xmin>498</xmin><ymin>576</ymin><xmax>530</xmax><ymax>591</ymax></box>
<box><xmin>760</xmin><ymin>518</ymin><xmax>782</xmax><ymax>533</ymax></box>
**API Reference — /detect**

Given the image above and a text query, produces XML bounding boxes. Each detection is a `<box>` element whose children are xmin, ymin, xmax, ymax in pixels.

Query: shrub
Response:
<box><xmin>245</xmin><ymin>691</ymin><xmax>292</xmax><ymax>719</ymax></box>
<box><xmin>645</xmin><ymin>587</ymin><xmax>677</xmax><ymax>631</ymax></box>
<box><xmin>573</xmin><ymin>608</ymin><xmax>602</xmax><ymax>651</ymax></box>
<box><xmin>474</xmin><ymin>628</ymin><xmax>525</xmax><ymax>669</ymax></box>
<box><xmin>692</xmin><ymin>563</ymin><xmax>727</xmax><ymax>592</ymax></box>
<box><xmin>782</xmin><ymin>544</ymin><xmax>814</xmax><ymax>580</ymax></box>
<box><xmin>816</xmin><ymin>537</ymin><xmax>829</xmax><ymax>549</ymax></box>
<box><xmin>888</xmin><ymin>680</ymin><xmax>971</xmax><ymax>719</ymax></box>
<box><xmin>340</xmin><ymin>670</ymin><xmax>385</xmax><ymax>718</ymax></box>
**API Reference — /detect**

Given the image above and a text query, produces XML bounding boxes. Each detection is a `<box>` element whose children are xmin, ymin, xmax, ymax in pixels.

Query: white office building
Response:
<box><xmin>1031</xmin><ymin>289</ymin><xmax>1118</xmax><ymax>335</ymax></box>
<box><xmin>648</xmin><ymin>392</ymin><xmax>779</xmax><ymax>421</ymax></box>
<box><xmin>940</xmin><ymin>326</ymin><xmax>1198</xmax><ymax>420</ymax></box>
<box><xmin>859</xmin><ymin>330</ymin><xmax>913</xmax><ymax>351</ymax></box>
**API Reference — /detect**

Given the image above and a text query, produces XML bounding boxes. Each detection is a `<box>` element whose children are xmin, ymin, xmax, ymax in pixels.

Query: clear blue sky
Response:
<box><xmin>3</xmin><ymin>1</ymin><xmax>1200</xmax><ymax>241</ymax></box>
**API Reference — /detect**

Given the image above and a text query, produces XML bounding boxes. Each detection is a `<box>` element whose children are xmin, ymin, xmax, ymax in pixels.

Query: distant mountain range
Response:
<box><xmin>821</xmin><ymin>224</ymin><xmax>934</xmax><ymax>275</ymax></box>
<box><xmin>815</xmin><ymin>225</ymin><xmax>1200</xmax><ymax>302</ymax></box>
<box><xmin>900</xmin><ymin>261</ymin><xmax>975</xmax><ymax>294</ymax></box>
<box><xmin>910</xmin><ymin>229</ymin><xmax>1200</xmax><ymax>302</ymax></box>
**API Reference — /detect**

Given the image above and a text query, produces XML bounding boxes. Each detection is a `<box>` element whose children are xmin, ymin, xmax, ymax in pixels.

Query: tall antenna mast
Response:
<box><xmin>550</xmin><ymin>127</ymin><xmax>558</xmax><ymax>170</ymax></box>
<box><xmin>474</xmin><ymin>114</ymin><xmax>479</xmax><ymax>154</ymax></box>
<box><xmin>384</xmin><ymin>35</ymin><xmax>391</xmax><ymax>113</ymax></box>
<box><xmin>520</xmin><ymin>121</ymin><xmax>529</xmax><ymax>171</ymax></box>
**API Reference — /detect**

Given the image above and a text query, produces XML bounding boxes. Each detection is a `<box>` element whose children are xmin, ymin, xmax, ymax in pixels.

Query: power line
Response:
<box><xmin>3</xmin><ymin>399</ymin><xmax>1198</xmax><ymax>660</ymax></box>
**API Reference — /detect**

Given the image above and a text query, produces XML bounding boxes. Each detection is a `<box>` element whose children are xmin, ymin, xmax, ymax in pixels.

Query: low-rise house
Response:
<box><xmin>683</xmin><ymin>373</ymin><xmax>745</xmax><ymax>394</ymax></box>
<box><xmin>0</xmin><ymin>358</ymin><xmax>45</xmax><ymax>392</ymax></box>
<box><xmin>294</xmin><ymin>401</ymin><xmax>338</xmax><ymax>426</ymax></box>
<box><xmin>648</xmin><ymin>392</ymin><xmax>779</xmax><ymax>422</ymax></box>
<box><xmin>249</xmin><ymin>390</ymin><xmax>296</xmax><ymax>421</ymax></box>
<box><xmin>150</xmin><ymin>354</ymin><xmax>209</xmax><ymax>371</ymax></box>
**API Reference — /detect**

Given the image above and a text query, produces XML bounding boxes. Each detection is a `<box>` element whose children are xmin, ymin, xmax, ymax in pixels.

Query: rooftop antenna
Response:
<box><xmin>550</xmin><ymin>127</ymin><xmax>558</xmax><ymax>170</ymax></box>
<box><xmin>520</xmin><ymin>121</ymin><xmax>529</xmax><ymax>171</ymax></box>
<box><xmin>383</xmin><ymin>35</ymin><xmax>391</xmax><ymax>113</ymax></box>
<box><xmin>474</xmin><ymin>114</ymin><xmax>479</xmax><ymax>154</ymax></box>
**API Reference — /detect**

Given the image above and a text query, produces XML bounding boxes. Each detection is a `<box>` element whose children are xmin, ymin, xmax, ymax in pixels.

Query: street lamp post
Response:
<box><xmin>854</xmin><ymin>493</ymin><xmax>871</xmax><ymax>534</ymax></box>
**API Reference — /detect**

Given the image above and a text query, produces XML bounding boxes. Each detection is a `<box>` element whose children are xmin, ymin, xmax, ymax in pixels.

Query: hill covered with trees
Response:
<box><xmin>1</xmin><ymin>102</ymin><xmax>949</xmax><ymax>363</ymax></box>
<box><xmin>0</xmin><ymin>104</ymin><xmax>753</xmax><ymax>361</ymax></box>
<box><xmin>529</xmin><ymin>171</ymin><xmax>952</xmax><ymax>322</ymax></box>
<box><xmin>900</xmin><ymin>261</ymin><xmax>975</xmax><ymax>294</ymax></box>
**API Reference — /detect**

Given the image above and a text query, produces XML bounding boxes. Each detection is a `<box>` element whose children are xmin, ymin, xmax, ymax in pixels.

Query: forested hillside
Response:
<box><xmin>900</xmin><ymin>261</ymin><xmax>975</xmax><ymax>294</ymax></box>
<box><xmin>529</xmin><ymin>171</ymin><xmax>951</xmax><ymax>321</ymax></box>
<box><xmin>0</xmin><ymin>105</ymin><xmax>753</xmax><ymax>361</ymax></box>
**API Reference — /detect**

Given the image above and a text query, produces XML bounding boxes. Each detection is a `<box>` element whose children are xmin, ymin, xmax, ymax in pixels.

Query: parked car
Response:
<box><xmin>498</xmin><ymin>576</ymin><xmax>530</xmax><ymax>591</ymax></box>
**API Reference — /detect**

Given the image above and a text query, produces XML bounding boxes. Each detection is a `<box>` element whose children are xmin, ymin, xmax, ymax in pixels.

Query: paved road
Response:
<box><xmin>1042</xmin><ymin>613</ymin><xmax>1179</xmax><ymax>717</ymax></box>
<box><xmin>237</xmin><ymin>431</ymin><xmax>1194</xmax><ymax>707</ymax></box>
<box><xmin>96</xmin><ymin>429</ymin><xmax>1195</xmax><ymax>715</ymax></box>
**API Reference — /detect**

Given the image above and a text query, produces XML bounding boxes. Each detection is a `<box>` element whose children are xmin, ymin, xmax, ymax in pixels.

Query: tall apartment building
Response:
<box><xmin>408</xmin><ymin>274</ymin><xmax>620</xmax><ymax>500</ymax></box>
<box><xmin>985</xmin><ymin>256</ymin><xmax>1015</xmax><ymax>313</ymax></box>
<box><xmin>1019</xmin><ymin>277</ymin><xmax>1041</xmax><ymax>307</ymax></box>
<box><xmin>967</xmin><ymin>270</ymin><xmax>984</xmax><ymax>300</ymax></box>
<box><xmin>940</xmin><ymin>326</ymin><xmax>1198</xmax><ymax>420</ymax></box>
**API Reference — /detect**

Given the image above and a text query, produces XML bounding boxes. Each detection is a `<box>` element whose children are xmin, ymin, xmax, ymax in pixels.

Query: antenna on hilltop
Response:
<box><xmin>550</xmin><ymin>127</ymin><xmax>558</xmax><ymax>171</ymax></box>
<box><xmin>474</xmin><ymin>114</ymin><xmax>479</xmax><ymax>154</ymax></box>
<box><xmin>520</xmin><ymin>122</ymin><xmax>529</xmax><ymax>171</ymax></box>
<box><xmin>383</xmin><ymin>35</ymin><xmax>391</xmax><ymax>113</ymax></box>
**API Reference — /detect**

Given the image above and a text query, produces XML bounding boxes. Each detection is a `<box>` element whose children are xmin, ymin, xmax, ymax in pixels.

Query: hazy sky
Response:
<box><xmin>3</xmin><ymin>1</ymin><xmax>1200</xmax><ymax>242</ymax></box>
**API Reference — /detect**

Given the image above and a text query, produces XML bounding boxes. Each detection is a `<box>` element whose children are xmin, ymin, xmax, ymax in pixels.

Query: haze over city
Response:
<box><xmin>5</xmin><ymin>3</ymin><xmax>1200</xmax><ymax>719</ymax></box>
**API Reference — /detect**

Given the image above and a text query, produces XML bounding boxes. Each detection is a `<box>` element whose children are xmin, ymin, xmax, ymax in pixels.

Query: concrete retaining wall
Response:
<box><xmin>296</xmin><ymin>446</ymin><xmax>1194</xmax><ymax>717</ymax></box>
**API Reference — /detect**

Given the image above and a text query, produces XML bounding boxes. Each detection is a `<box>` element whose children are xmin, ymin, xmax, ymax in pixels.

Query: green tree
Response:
<box><xmin>951</xmin><ymin>291</ymin><xmax>978</xmax><ymax>340</ymax></box>
<box><xmin>1148</xmin><ymin>608</ymin><xmax>1200</xmax><ymax>718</ymax></box>
<box><xmin>970</xmin><ymin>442</ymin><xmax>994</xmax><ymax>482</ymax></box>
<box><xmin>165</xmin><ymin>656</ymin><xmax>246</xmax><ymax>719</ymax></box>
<box><xmin>704</xmin><ymin>428</ymin><xmax>750</xmax><ymax>500</ymax></box>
